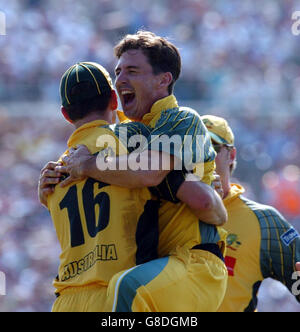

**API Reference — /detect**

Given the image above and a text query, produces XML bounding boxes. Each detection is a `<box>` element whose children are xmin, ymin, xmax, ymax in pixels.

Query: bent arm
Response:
<box><xmin>176</xmin><ymin>175</ymin><xmax>227</xmax><ymax>226</ymax></box>
<box><xmin>59</xmin><ymin>146</ymin><xmax>173</xmax><ymax>188</ymax></box>
<box><xmin>83</xmin><ymin>153</ymin><xmax>170</xmax><ymax>188</ymax></box>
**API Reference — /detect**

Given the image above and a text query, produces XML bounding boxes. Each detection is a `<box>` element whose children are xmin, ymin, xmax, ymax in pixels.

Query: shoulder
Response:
<box><xmin>239</xmin><ymin>196</ymin><xmax>299</xmax><ymax>244</ymax></box>
<box><xmin>157</xmin><ymin>106</ymin><xmax>201</xmax><ymax>122</ymax></box>
<box><xmin>179</xmin><ymin>106</ymin><xmax>201</xmax><ymax>118</ymax></box>
<box><xmin>155</xmin><ymin>106</ymin><xmax>206</xmax><ymax>135</ymax></box>
<box><xmin>171</xmin><ymin>106</ymin><xmax>202</xmax><ymax>122</ymax></box>
<box><xmin>109</xmin><ymin>122</ymin><xmax>151</xmax><ymax>136</ymax></box>
<box><xmin>239</xmin><ymin>196</ymin><xmax>286</xmax><ymax>222</ymax></box>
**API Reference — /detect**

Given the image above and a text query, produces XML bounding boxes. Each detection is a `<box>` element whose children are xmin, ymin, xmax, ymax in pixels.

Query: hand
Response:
<box><xmin>212</xmin><ymin>173</ymin><xmax>224</xmax><ymax>199</ymax></box>
<box><xmin>296</xmin><ymin>262</ymin><xmax>300</xmax><ymax>276</ymax></box>
<box><xmin>56</xmin><ymin>144</ymin><xmax>93</xmax><ymax>187</ymax></box>
<box><xmin>38</xmin><ymin>161</ymin><xmax>63</xmax><ymax>208</ymax></box>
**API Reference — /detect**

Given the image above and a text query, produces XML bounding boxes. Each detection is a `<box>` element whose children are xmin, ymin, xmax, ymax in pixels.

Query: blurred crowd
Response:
<box><xmin>0</xmin><ymin>113</ymin><xmax>73</xmax><ymax>311</ymax></box>
<box><xmin>0</xmin><ymin>0</ymin><xmax>299</xmax><ymax>311</ymax></box>
<box><xmin>1</xmin><ymin>0</ymin><xmax>300</xmax><ymax>113</ymax></box>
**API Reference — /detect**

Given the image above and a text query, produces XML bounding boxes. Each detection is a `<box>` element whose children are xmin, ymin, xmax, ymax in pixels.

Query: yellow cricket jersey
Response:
<box><xmin>141</xmin><ymin>95</ymin><xmax>227</xmax><ymax>256</ymax></box>
<box><xmin>218</xmin><ymin>184</ymin><xmax>300</xmax><ymax>312</ymax></box>
<box><xmin>48</xmin><ymin>120</ymin><xmax>159</xmax><ymax>294</ymax></box>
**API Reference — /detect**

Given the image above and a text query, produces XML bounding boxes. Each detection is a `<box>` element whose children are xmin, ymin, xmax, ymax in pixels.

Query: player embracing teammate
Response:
<box><xmin>39</xmin><ymin>31</ymin><xmax>228</xmax><ymax>312</ymax></box>
<box><xmin>39</xmin><ymin>30</ymin><xmax>300</xmax><ymax>312</ymax></box>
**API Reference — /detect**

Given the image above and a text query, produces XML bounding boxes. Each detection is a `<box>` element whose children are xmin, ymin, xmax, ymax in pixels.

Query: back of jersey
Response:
<box><xmin>48</xmin><ymin>121</ymin><xmax>156</xmax><ymax>294</ymax></box>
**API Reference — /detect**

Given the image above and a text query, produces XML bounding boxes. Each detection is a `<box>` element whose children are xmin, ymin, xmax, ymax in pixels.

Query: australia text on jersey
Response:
<box><xmin>61</xmin><ymin>244</ymin><xmax>117</xmax><ymax>281</ymax></box>
<box><xmin>292</xmin><ymin>11</ymin><xmax>300</xmax><ymax>36</ymax></box>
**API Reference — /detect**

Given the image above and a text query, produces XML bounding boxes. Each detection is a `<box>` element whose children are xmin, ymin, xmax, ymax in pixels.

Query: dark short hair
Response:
<box><xmin>64</xmin><ymin>81</ymin><xmax>112</xmax><ymax>121</ymax></box>
<box><xmin>114</xmin><ymin>30</ymin><xmax>181</xmax><ymax>94</ymax></box>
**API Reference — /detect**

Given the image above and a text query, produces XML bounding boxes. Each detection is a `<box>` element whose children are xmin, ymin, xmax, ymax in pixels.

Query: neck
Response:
<box><xmin>145</xmin><ymin>92</ymin><xmax>172</xmax><ymax>116</ymax></box>
<box><xmin>155</xmin><ymin>91</ymin><xmax>171</xmax><ymax>104</ymax></box>
<box><xmin>73</xmin><ymin>110</ymin><xmax>112</xmax><ymax>129</ymax></box>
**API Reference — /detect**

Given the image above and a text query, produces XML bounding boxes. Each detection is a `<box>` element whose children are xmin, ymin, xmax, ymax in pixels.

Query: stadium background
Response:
<box><xmin>0</xmin><ymin>0</ymin><xmax>300</xmax><ymax>312</ymax></box>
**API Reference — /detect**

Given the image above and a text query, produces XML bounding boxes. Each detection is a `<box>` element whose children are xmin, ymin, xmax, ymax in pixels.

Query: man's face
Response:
<box><xmin>114</xmin><ymin>49</ymin><xmax>164</xmax><ymax>121</ymax></box>
<box><xmin>213</xmin><ymin>142</ymin><xmax>236</xmax><ymax>180</ymax></box>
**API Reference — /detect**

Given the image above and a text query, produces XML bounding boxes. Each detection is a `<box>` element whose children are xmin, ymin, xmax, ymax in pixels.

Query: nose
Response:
<box><xmin>115</xmin><ymin>70</ymin><xmax>128</xmax><ymax>88</ymax></box>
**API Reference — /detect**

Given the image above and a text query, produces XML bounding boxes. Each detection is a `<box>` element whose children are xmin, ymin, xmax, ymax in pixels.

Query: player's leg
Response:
<box><xmin>52</xmin><ymin>284</ymin><xmax>108</xmax><ymax>312</ymax></box>
<box><xmin>106</xmin><ymin>246</ymin><xmax>228</xmax><ymax>312</ymax></box>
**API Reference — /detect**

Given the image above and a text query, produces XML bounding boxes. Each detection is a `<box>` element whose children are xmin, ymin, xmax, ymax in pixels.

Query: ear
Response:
<box><xmin>158</xmin><ymin>72</ymin><xmax>173</xmax><ymax>91</ymax></box>
<box><xmin>229</xmin><ymin>147</ymin><xmax>237</xmax><ymax>165</ymax></box>
<box><xmin>61</xmin><ymin>106</ymin><xmax>73</xmax><ymax>124</ymax></box>
<box><xmin>109</xmin><ymin>90</ymin><xmax>118</xmax><ymax>111</ymax></box>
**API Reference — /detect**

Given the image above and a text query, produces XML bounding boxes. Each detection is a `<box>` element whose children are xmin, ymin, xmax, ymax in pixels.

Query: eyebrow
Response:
<box><xmin>115</xmin><ymin>65</ymin><xmax>140</xmax><ymax>73</ymax></box>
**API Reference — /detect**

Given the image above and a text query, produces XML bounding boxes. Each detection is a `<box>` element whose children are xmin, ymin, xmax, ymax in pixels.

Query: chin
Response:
<box><xmin>127</xmin><ymin>114</ymin><xmax>142</xmax><ymax>121</ymax></box>
<box><xmin>123</xmin><ymin>108</ymin><xmax>134</xmax><ymax>118</ymax></box>
<box><xmin>123</xmin><ymin>108</ymin><xmax>139</xmax><ymax>121</ymax></box>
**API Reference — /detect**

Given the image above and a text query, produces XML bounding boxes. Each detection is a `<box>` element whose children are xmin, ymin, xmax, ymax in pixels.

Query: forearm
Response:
<box><xmin>176</xmin><ymin>177</ymin><xmax>227</xmax><ymax>226</ymax></box>
<box><xmin>83</xmin><ymin>152</ymin><xmax>170</xmax><ymax>188</ymax></box>
<box><xmin>194</xmin><ymin>190</ymin><xmax>227</xmax><ymax>226</ymax></box>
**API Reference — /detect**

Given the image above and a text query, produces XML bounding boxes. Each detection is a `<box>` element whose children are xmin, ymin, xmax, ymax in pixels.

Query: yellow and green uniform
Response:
<box><xmin>141</xmin><ymin>95</ymin><xmax>227</xmax><ymax>257</ymax></box>
<box><xmin>109</xmin><ymin>95</ymin><xmax>228</xmax><ymax>312</ymax></box>
<box><xmin>48</xmin><ymin>120</ymin><xmax>160</xmax><ymax>305</ymax></box>
<box><xmin>218</xmin><ymin>184</ymin><xmax>300</xmax><ymax>312</ymax></box>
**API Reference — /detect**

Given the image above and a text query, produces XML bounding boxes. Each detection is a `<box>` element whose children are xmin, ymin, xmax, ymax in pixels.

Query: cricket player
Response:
<box><xmin>45</xmin><ymin>62</ymin><xmax>162</xmax><ymax>311</ymax></box>
<box><xmin>57</xmin><ymin>31</ymin><xmax>228</xmax><ymax>311</ymax></box>
<box><xmin>201</xmin><ymin>114</ymin><xmax>300</xmax><ymax>312</ymax></box>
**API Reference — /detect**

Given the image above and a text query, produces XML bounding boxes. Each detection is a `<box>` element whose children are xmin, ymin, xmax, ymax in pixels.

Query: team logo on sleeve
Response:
<box><xmin>226</xmin><ymin>234</ymin><xmax>242</xmax><ymax>251</ymax></box>
<box><xmin>280</xmin><ymin>228</ymin><xmax>299</xmax><ymax>246</ymax></box>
